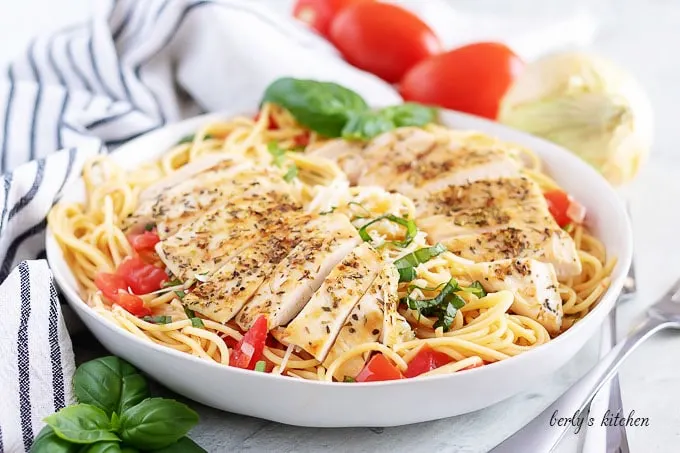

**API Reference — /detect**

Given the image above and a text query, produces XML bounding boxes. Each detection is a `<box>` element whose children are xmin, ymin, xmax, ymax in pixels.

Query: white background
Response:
<box><xmin>1</xmin><ymin>1</ymin><xmax>680</xmax><ymax>452</ymax></box>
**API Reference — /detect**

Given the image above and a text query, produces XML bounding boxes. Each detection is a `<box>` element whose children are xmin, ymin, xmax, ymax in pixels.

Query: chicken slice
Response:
<box><xmin>181</xmin><ymin>214</ymin><xmax>312</xmax><ymax>323</ymax></box>
<box><xmin>278</xmin><ymin>242</ymin><xmax>384</xmax><ymax>362</ymax></box>
<box><xmin>380</xmin><ymin>264</ymin><xmax>415</xmax><ymax>347</ymax></box>
<box><xmin>441</xmin><ymin>226</ymin><xmax>582</xmax><ymax>278</ymax></box>
<box><xmin>468</xmin><ymin>258</ymin><xmax>563</xmax><ymax>334</ymax></box>
<box><xmin>413</xmin><ymin>176</ymin><xmax>543</xmax><ymax>218</ymax></box>
<box><xmin>156</xmin><ymin>191</ymin><xmax>301</xmax><ymax>280</ymax></box>
<box><xmin>235</xmin><ymin>213</ymin><xmax>360</xmax><ymax>331</ymax></box>
<box><xmin>306</xmin><ymin>139</ymin><xmax>366</xmax><ymax>184</ymax></box>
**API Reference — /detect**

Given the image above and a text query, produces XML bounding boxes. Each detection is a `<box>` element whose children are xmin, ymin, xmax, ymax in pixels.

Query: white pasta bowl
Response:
<box><xmin>46</xmin><ymin>109</ymin><xmax>633</xmax><ymax>427</ymax></box>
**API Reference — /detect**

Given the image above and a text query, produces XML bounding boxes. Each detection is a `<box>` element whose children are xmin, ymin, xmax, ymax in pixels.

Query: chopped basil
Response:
<box><xmin>174</xmin><ymin>290</ymin><xmax>186</xmax><ymax>300</ymax></box>
<box><xmin>347</xmin><ymin>201</ymin><xmax>370</xmax><ymax>219</ymax></box>
<box><xmin>343</xmin><ymin>376</ymin><xmax>356</xmax><ymax>383</ymax></box>
<box><xmin>463</xmin><ymin>281</ymin><xmax>487</xmax><ymax>299</ymax></box>
<box><xmin>394</xmin><ymin>243</ymin><xmax>447</xmax><ymax>282</ymax></box>
<box><xmin>254</xmin><ymin>361</ymin><xmax>267</xmax><ymax>372</ymax></box>
<box><xmin>184</xmin><ymin>307</ymin><xmax>195</xmax><ymax>318</ymax></box>
<box><xmin>267</xmin><ymin>141</ymin><xmax>286</xmax><ymax>167</ymax></box>
<box><xmin>162</xmin><ymin>278</ymin><xmax>182</xmax><ymax>288</ymax></box>
<box><xmin>358</xmin><ymin>214</ymin><xmax>417</xmax><ymax>248</ymax></box>
<box><xmin>144</xmin><ymin>223</ymin><xmax>155</xmax><ymax>231</ymax></box>
<box><xmin>177</xmin><ymin>133</ymin><xmax>213</xmax><ymax>145</ymax></box>
<box><xmin>403</xmin><ymin>278</ymin><xmax>466</xmax><ymax>332</ymax></box>
<box><xmin>563</xmin><ymin>223</ymin><xmax>575</xmax><ymax>233</ymax></box>
<box><xmin>320</xmin><ymin>206</ymin><xmax>337</xmax><ymax>215</ymax></box>
<box><xmin>190</xmin><ymin>317</ymin><xmax>205</xmax><ymax>329</ymax></box>
<box><xmin>142</xmin><ymin>315</ymin><xmax>172</xmax><ymax>324</ymax></box>
<box><xmin>283</xmin><ymin>163</ymin><xmax>298</xmax><ymax>182</ymax></box>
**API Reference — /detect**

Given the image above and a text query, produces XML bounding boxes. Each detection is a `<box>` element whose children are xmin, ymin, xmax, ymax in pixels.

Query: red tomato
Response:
<box><xmin>544</xmin><ymin>190</ymin><xmax>572</xmax><ymax>228</ymax></box>
<box><xmin>230</xmin><ymin>315</ymin><xmax>268</xmax><ymax>370</ymax></box>
<box><xmin>293</xmin><ymin>132</ymin><xmax>310</xmax><ymax>148</ymax></box>
<box><xmin>355</xmin><ymin>354</ymin><xmax>403</xmax><ymax>382</ymax></box>
<box><xmin>127</xmin><ymin>230</ymin><xmax>160</xmax><ymax>251</ymax></box>
<box><xmin>400</xmin><ymin>42</ymin><xmax>524</xmax><ymax>119</ymax></box>
<box><xmin>94</xmin><ymin>272</ymin><xmax>128</xmax><ymax>302</ymax></box>
<box><xmin>117</xmin><ymin>292</ymin><xmax>152</xmax><ymax>317</ymax></box>
<box><xmin>116</xmin><ymin>256</ymin><xmax>167</xmax><ymax>295</ymax></box>
<box><xmin>293</xmin><ymin>0</ymin><xmax>370</xmax><ymax>38</ymax></box>
<box><xmin>253</xmin><ymin>111</ymin><xmax>279</xmax><ymax>130</ymax></box>
<box><xmin>330</xmin><ymin>2</ymin><xmax>441</xmax><ymax>83</ymax></box>
<box><xmin>404</xmin><ymin>346</ymin><xmax>453</xmax><ymax>378</ymax></box>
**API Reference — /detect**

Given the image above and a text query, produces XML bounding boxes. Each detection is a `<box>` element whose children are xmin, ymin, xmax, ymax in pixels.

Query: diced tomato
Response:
<box><xmin>94</xmin><ymin>272</ymin><xmax>128</xmax><ymax>302</ymax></box>
<box><xmin>355</xmin><ymin>354</ymin><xmax>403</xmax><ymax>382</ymax></box>
<box><xmin>544</xmin><ymin>190</ymin><xmax>573</xmax><ymax>228</ymax></box>
<box><xmin>127</xmin><ymin>230</ymin><xmax>160</xmax><ymax>251</ymax></box>
<box><xmin>293</xmin><ymin>132</ymin><xmax>310</xmax><ymax>148</ymax></box>
<box><xmin>220</xmin><ymin>333</ymin><xmax>239</xmax><ymax>349</ymax></box>
<box><xmin>404</xmin><ymin>345</ymin><xmax>453</xmax><ymax>378</ymax></box>
<box><xmin>230</xmin><ymin>315</ymin><xmax>268</xmax><ymax>370</ymax></box>
<box><xmin>253</xmin><ymin>111</ymin><xmax>279</xmax><ymax>130</ymax></box>
<box><xmin>116</xmin><ymin>256</ymin><xmax>167</xmax><ymax>294</ymax></box>
<box><xmin>117</xmin><ymin>292</ymin><xmax>152</xmax><ymax>317</ymax></box>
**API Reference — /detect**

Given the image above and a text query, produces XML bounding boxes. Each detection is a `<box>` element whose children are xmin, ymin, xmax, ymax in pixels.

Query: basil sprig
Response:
<box><xmin>403</xmin><ymin>278</ymin><xmax>487</xmax><ymax>332</ymax></box>
<box><xmin>358</xmin><ymin>214</ymin><xmax>417</xmax><ymax>248</ymax></box>
<box><xmin>32</xmin><ymin>356</ymin><xmax>205</xmax><ymax>453</ymax></box>
<box><xmin>394</xmin><ymin>243</ymin><xmax>447</xmax><ymax>282</ymax></box>
<box><xmin>261</xmin><ymin>78</ymin><xmax>437</xmax><ymax>140</ymax></box>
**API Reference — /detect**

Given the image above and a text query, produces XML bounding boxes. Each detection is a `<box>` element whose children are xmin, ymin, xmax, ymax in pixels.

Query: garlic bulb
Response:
<box><xmin>498</xmin><ymin>52</ymin><xmax>653</xmax><ymax>186</ymax></box>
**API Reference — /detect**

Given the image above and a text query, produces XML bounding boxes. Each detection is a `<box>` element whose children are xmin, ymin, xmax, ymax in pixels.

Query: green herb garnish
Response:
<box><xmin>563</xmin><ymin>223</ymin><xmax>575</xmax><ymax>233</ymax></box>
<box><xmin>343</xmin><ymin>376</ymin><xmax>356</xmax><ymax>383</ymax></box>
<box><xmin>162</xmin><ymin>278</ymin><xmax>181</xmax><ymax>288</ymax></box>
<box><xmin>144</xmin><ymin>222</ymin><xmax>155</xmax><ymax>231</ymax></box>
<box><xmin>174</xmin><ymin>290</ymin><xmax>186</xmax><ymax>300</ymax></box>
<box><xmin>403</xmin><ymin>278</ymin><xmax>467</xmax><ymax>332</ymax></box>
<box><xmin>261</xmin><ymin>78</ymin><xmax>436</xmax><ymax>140</ymax></box>
<box><xmin>463</xmin><ymin>281</ymin><xmax>487</xmax><ymax>299</ymax></box>
<box><xmin>320</xmin><ymin>206</ymin><xmax>337</xmax><ymax>215</ymax></box>
<box><xmin>267</xmin><ymin>141</ymin><xmax>287</xmax><ymax>167</ymax></box>
<box><xmin>254</xmin><ymin>361</ymin><xmax>267</xmax><ymax>372</ymax></box>
<box><xmin>283</xmin><ymin>163</ymin><xmax>298</xmax><ymax>182</ymax></box>
<box><xmin>394</xmin><ymin>243</ymin><xmax>447</xmax><ymax>282</ymax></box>
<box><xmin>190</xmin><ymin>317</ymin><xmax>205</xmax><ymax>329</ymax></box>
<box><xmin>177</xmin><ymin>133</ymin><xmax>214</xmax><ymax>145</ymax></box>
<box><xmin>35</xmin><ymin>356</ymin><xmax>206</xmax><ymax>452</ymax></box>
<box><xmin>142</xmin><ymin>315</ymin><xmax>172</xmax><ymax>324</ymax></box>
<box><xmin>358</xmin><ymin>214</ymin><xmax>417</xmax><ymax>248</ymax></box>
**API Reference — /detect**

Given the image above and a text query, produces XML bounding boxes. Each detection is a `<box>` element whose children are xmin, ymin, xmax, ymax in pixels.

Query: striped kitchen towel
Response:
<box><xmin>0</xmin><ymin>0</ymin><xmax>399</xmax><ymax>451</ymax></box>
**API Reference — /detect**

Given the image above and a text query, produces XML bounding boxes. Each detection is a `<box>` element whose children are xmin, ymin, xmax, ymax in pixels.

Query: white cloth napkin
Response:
<box><xmin>0</xmin><ymin>0</ymin><xmax>600</xmax><ymax>451</ymax></box>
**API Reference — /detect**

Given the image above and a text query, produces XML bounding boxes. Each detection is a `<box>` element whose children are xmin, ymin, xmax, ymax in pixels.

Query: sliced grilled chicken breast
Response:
<box><xmin>279</xmin><ymin>243</ymin><xmax>384</xmax><ymax>362</ymax></box>
<box><xmin>442</xmin><ymin>227</ymin><xmax>581</xmax><ymax>278</ymax></box>
<box><xmin>322</xmin><ymin>266</ymin><xmax>390</xmax><ymax>379</ymax></box>
<box><xmin>306</xmin><ymin>139</ymin><xmax>366</xmax><ymax>184</ymax></box>
<box><xmin>156</xmin><ymin>191</ymin><xmax>301</xmax><ymax>280</ymax></box>
<box><xmin>468</xmin><ymin>258</ymin><xmax>563</xmax><ymax>334</ymax></box>
<box><xmin>414</xmin><ymin>177</ymin><xmax>543</xmax><ymax>218</ymax></box>
<box><xmin>235</xmin><ymin>213</ymin><xmax>360</xmax><ymax>331</ymax></box>
<box><xmin>182</xmin><ymin>214</ymin><xmax>312</xmax><ymax>323</ymax></box>
<box><xmin>380</xmin><ymin>264</ymin><xmax>415</xmax><ymax>347</ymax></box>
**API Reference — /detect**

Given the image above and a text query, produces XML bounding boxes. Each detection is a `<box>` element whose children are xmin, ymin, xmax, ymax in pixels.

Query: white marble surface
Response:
<box><xmin>3</xmin><ymin>0</ymin><xmax>680</xmax><ymax>451</ymax></box>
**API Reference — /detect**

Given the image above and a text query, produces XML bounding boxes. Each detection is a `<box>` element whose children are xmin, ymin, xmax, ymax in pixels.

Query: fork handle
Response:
<box><xmin>489</xmin><ymin>317</ymin><xmax>669</xmax><ymax>453</ymax></box>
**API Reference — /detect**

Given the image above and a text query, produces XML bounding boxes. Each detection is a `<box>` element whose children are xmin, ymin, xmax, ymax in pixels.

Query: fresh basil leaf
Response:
<box><xmin>190</xmin><ymin>317</ymin><xmax>204</xmax><ymax>328</ymax></box>
<box><xmin>74</xmin><ymin>357</ymin><xmax>149</xmax><ymax>417</ymax></box>
<box><xmin>319</xmin><ymin>206</ymin><xmax>336</xmax><ymax>215</ymax></box>
<box><xmin>183</xmin><ymin>307</ymin><xmax>195</xmax><ymax>318</ymax></box>
<box><xmin>267</xmin><ymin>141</ymin><xmax>286</xmax><ymax>167</ymax></box>
<box><xmin>162</xmin><ymin>279</ymin><xmax>181</xmax><ymax>288</ymax></box>
<box><xmin>358</xmin><ymin>214</ymin><xmax>417</xmax><ymax>248</ymax></box>
<box><xmin>144</xmin><ymin>223</ymin><xmax>155</xmax><ymax>232</ymax></box>
<box><xmin>380</xmin><ymin>103</ymin><xmax>437</xmax><ymax>127</ymax></box>
<box><xmin>254</xmin><ymin>361</ymin><xmax>266</xmax><ymax>372</ymax></box>
<box><xmin>148</xmin><ymin>437</ymin><xmax>207</xmax><ymax>453</ymax></box>
<box><xmin>262</xmin><ymin>78</ymin><xmax>368</xmax><ymax>137</ymax></box>
<box><xmin>343</xmin><ymin>376</ymin><xmax>356</xmax><ymax>383</ymax></box>
<box><xmin>30</xmin><ymin>426</ymin><xmax>80</xmax><ymax>453</ymax></box>
<box><xmin>283</xmin><ymin>164</ymin><xmax>298</xmax><ymax>182</ymax></box>
<box><xmin>394</xmin><ymin>243</ymin><xmax>447</xmax><ymax>282</ymax></box>
<box><xmin>463</xmin><ymin>281</ymin><xmax>487</xmax><ymax>298</ymax></box>
<box><xmin>142</xmin><ymin>316</ymin><xmax>172</xmax><ymax>325</ymax></box>
<box><xmin>404</xmin><ymin>279</ymin><xmax>466</xmax><ymax>332</ymax></box>
<box><xmin>44</xmin><ymin>404</ymin><xmax>119</xmax><ymax>444</ymax></box>
<box><xmin>341</xmin><ymin>110</ymin><xmax>394</xmax><ymax>141</ymax></box>
<box><xmin>119</xmin><ymin>398</ymin><xmax>199</xmax><ymax>450</ymax></box>
<box><xmin>175</xmin><ymin>290</ymin><xmax>186</xmax><ymax>300</ymax></box>
<box><xmin>80</xmin><ymin>441</ymin><xmax>126</xmax><ymax>453</ymax></box>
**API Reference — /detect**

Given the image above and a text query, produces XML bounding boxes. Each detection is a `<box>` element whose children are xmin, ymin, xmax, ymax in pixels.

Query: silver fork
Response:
<box><xmin>490</xmin><ymin>275</ymin><xmax>680</xmax><ymax>453</ymax></box>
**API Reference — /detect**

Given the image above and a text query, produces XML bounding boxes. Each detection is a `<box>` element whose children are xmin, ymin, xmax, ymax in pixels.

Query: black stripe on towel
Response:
<box><xmin>17</xmin><ymin>261</ymin><xmax>34</xmax><ymax>451</ymax></box>
<box><xmin>48</xmin><ymin>281</ymin><xmax>66</xmax><ymax>410</ymax></box>
<box><xmin>0</xmin><ymin>172</ymin><xmax>12</xmax><ymax>234</ymax></box>
<box><xmin>27</xmin><ymin>40</ymin><xmax>43</xmax><ymax>161</ymax></box>
<box><xmin>88</xmin><ymin>31</ymin><xmax>118</xmax><ymax>100</ymax></box>
<box><xmin>66</xmin><ymin>39</ymin><xmax>94</xmax><ymax>93</ymax></box>
<box><xmin>8</xmin><ymin>158</ymin><xmax>45</xmax><ymax>221</ymax></box>
<box><xmin>0</xmin><ymin>423</ymin><xmax>4</xmax><ymax>453</ymax></box>
<box><xmin>1</xmin><ymin>66</ymin><xmax>15</xmax><ymax>172</ymax></box>
<box><xmin>0</xmin><ymin>219</ymin><xmax>47</xmax><ymax>282</ymax></box>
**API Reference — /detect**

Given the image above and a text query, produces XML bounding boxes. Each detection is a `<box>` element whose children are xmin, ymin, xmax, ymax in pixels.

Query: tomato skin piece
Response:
<box><xmin>330</xmin><ymin>2</ymin><xmax>441</xmax><ymax>83</ymax></box>
<box><xmin>94</xmin><ymin>272</ymin><xmax>128</xmax><ymax>302</ymax></box>
<box><xmin>117</xmin><ymin>292</ymin><xmax>152</xmax><ymax>317</ymax></box>
<box><xmin>399</xmin><ymin>42</ymin><xmax>524</xmax><ymax>119</ymax></box>
<box><xmin>544</xmin><ymin>190</ymin><xmax>572</xmax><ymax>227</ymax></box>
<box><xmin>230</xmin><ymin>315</ymin><xmax>269</xmax><ymax>370</ymax></box>
<box><xmin>293</xmin><ymin>0</ymin><xmax>370</xmax><ymax>38</ymax></box>
<box><xmin>355</xmin><ymin>354</ymin><xmax>403</xmax><ymax>382</ymax></box>
<box><xmin>116</xmin><ymin>256</ymin><xmax>167</xmax><ymax>295</ymax></box>
<box><xmin>404</xmin><ymin>346</ymin><xmax>453</xmax><ymax>378</ymax></box>
<box><xmin>127</xmin><ymin>230</ymin><xmax>160</xmax><ymax>251</ymax></box>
